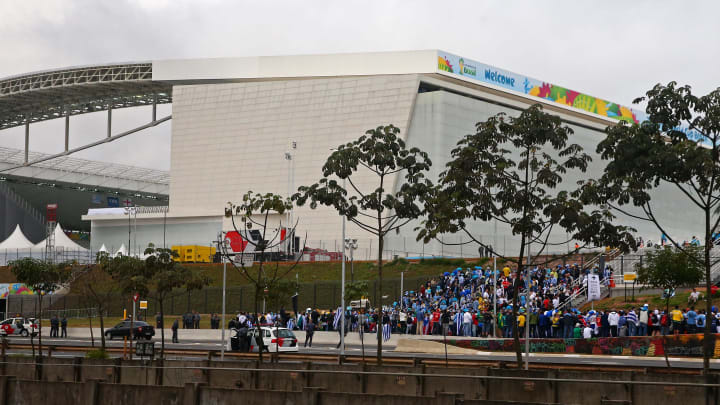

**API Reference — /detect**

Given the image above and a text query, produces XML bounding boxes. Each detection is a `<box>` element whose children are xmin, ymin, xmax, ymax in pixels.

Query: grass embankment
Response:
<box><xmin>580</xmin><ymin>289</ymin><xmax>717</xmax><ymax>312</ymax></box>
<box><xmin>186</xmin><ymin>257</ymin><xmax>492</xmax><ymax>288</ymax></box>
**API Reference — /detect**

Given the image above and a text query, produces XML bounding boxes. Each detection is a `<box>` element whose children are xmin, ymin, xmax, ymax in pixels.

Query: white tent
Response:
<box><xmin>0</xmin><ymin>225</ymin><xmax>35</xmax><ymax>250</ymax></box>
<box><xmin>114</xmin><ymin>244</ymin><xmax>127</xmax><ymax>257</ymax></box>
<box><xmin>98</xmin><ymin>244</ymin><xmax>108</xmax><ymax>253</ymax></box>
<box><xmin>33</xmin><ymin>224</ymin><xmax>88</xmax><ymax>252</ymax></box>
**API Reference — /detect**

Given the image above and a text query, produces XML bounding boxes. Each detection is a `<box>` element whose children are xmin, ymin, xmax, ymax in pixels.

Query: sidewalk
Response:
<box><xmin>44</xmin><ymin>327</ymin><xmax>404</xmax><ymax>347</ymax></box>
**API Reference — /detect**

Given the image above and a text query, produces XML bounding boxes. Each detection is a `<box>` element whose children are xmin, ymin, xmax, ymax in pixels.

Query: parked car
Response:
<box><xmin>0</xmin><ymin>317</ymin><xmax>38</xmax><ymax>337</ymax></box>
<box><xmin>104</xmin><ymin>320</ymin><xmax>155</xmax><ymax>340</ymax></box>
<box><xmin>228</xmin><ymin>327</ymin><xmax>298</xmax><ymax>352</ymax></box>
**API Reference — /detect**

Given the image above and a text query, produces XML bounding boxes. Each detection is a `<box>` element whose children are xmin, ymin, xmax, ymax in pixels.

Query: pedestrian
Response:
<box><xmin>638</xmin><ymin>305</ymin><xmax>649</xmax><ymax>336</ymax></box>
<box><xmin>60</xmin><ymin>317</ymin><xmax>67</xmax><ymax>338</ymax></box>
<box><xmin>193</xmin><ymin>311</ymin><xmax>201</xmax><ymax>329</ymax></box>
<box><xmin>156</xmin><ymin>312</ymin><xmax>163</xmax><ymax>330</ymax></box>
<box><xmin>172</xmin><ymin>318</ymin><xmax>179</xmax><ymax>343</ymax></box>
<box><xmin>304</xmin><ymin>319</ymin><xmax>315</xmax><ymax>347</ymax></box>
<box><xmin>50</xmin><ymin>315</ymin><xmax>59</xmax><ymax>337</ymax></box>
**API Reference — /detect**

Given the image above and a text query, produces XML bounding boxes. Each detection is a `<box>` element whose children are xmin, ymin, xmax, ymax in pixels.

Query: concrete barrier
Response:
<box><xmin>0</xmin><ymin>356</ymin><xmax>716</xmax><ymax>404</ymax></box>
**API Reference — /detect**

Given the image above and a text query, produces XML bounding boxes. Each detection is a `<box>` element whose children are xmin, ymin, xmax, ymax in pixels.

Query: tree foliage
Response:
<box><xmin>98</xmin><ymin>245</ymin><xmax>209</xmax><ymax>359</ymax></box>
<box><xmin>345</xmin><ymin>280</ymin><xmax>369</xmax><ymax>302</ymax></box>
<box><xmin>9</xmin><ymin>258</ymin><xmax>75</xmax><ymax>358</ymax></box>
<box><xmin>420</xmin><ymin>104</ymin><xmax>635</xmax><ymax>367</ymax></box>
<box><xmin>587</xmin><ymin>82</ymin><xmax>720</xmax><ymax>373</ymax></box>
<box><xmin>636</xmin><ymin>246</ymin><xmax>704</xmax><ymax>293</ymax></box>
<box><xmin>294</xmin><ymin>124</ymin><xmax>433</xmax><ymax>364</ymax></box>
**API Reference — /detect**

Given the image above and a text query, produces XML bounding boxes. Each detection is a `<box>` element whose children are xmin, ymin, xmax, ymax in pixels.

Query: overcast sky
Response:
<box><xmin>1</xmin><ymin>0</ymin><xmax>718</xmax><ymax>171</ymax></box>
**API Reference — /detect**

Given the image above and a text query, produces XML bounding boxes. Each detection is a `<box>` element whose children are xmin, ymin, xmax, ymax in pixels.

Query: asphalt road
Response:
<box><xmin>7</xmin><ymin>336</ymin><xmax>720</xmax><ymax>369</ymax></box>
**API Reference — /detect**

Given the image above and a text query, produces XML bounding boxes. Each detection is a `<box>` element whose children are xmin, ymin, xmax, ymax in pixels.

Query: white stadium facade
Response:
<box><xmin>0</xmin><ymin>50</ymin><xmax>702</xmax><ymax>259</ymax></box>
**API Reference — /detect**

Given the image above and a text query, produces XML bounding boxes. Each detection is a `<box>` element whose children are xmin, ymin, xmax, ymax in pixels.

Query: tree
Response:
<box><xmin>345</xmin><ymin>281</ymin><xmax>369</xmax><ymax>302</ymax></box>
<box><xmin>74</xmin><ymin>263</ymin><xmax>120</xmax><ymax>353</ymax></box>
<box><xmin>419</xmin><ymin>104</ymin><xmax>635</xmax><ymax>368</ymax></box>
<box><xmin>9</xmin><ymin>258</ymin><xmax>74</xmax><ymax>358</ymax></box>
<box><xmin>636</xmin><ymin>246</ymin><xmax>703</xmax><ymax>367</ymax></box>
<box><xmin>99</xmin><ymin>245</ymin><xmax>209</xmax><ymax>359</ymax></box>
<box><xmin>589</xmin><ymin>82</ymin><xmax>720</xmax><ymax>373</ymax></box>
<box><xmin>294</xmin><ymin>124</ymin><xmax>433</xmax><ymax>364</ymax></box>
<box><xmin>637</xmin><ymin>246</ymin><xmax>703</xmax><ymax>313</ymax></box>
<box><xmin>223</xmin><ymin>191</ymin><xmax>305</xmax><ymax>362</ymax></box>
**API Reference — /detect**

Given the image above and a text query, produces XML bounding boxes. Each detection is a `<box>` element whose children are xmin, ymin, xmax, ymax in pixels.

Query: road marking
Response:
<box><xmin>563</xmin><ymin>354</ymin><xmax>581</xmax><ymax>357</ymax></box>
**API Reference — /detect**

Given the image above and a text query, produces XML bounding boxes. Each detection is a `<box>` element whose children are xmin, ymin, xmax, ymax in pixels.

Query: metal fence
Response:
<box><xmin>42</xmin><ymin>275</ymin><xmax>433</xmax><ymax>319</ymax></box>
<box><xmin>0</xmin><ymin>248</ymin><xmax>94</xmax><ymax>266</ymax></box>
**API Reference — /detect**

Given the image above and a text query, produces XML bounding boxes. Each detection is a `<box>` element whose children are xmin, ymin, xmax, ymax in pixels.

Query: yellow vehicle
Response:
<box><xmin>171</xmin><ymin>245</ymin><xmax>216</xmax><ymax>263</ymax></box>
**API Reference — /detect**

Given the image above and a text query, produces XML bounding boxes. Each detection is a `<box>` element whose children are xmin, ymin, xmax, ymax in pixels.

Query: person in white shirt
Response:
<box><xmin>462</xmin><ymin>310</ymin><xmax>473</xmax><ymax>337</ymax></box>
<box><xmin>583</xmin><ymin>325</ymin><xmax>592</xmax><ymax>339</ymax></box>
<box><xmin>608</xmin><ymin>310</ymin><xmax>619</xmax><ymax>337</ymax></box>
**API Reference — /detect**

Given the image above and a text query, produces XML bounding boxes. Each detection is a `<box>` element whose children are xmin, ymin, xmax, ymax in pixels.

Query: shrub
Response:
<box><xmin>85</xmin><ymin>349</ymin><xmax>110</xmax><ymax>359</ymax></box>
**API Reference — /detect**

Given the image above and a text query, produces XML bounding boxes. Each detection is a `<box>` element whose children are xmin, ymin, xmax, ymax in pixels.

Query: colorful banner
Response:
<box><xmin>437</xmin><ymin>51</ymin><xmax>640</xmax><ymax>124</ymax></box>
<box><xmin>436</xmin><ymin>51</ymin><xmax>711</xmax><ymax>147</ymax></box>
<box><xmin>438</xmin><ymin>334</ymin><xmax>716</xmax><ymax>358</ymax></box>
<box><xmin>0</xmin><ymin>283</ymin><xmax>35</xmax><ymax>298</ymax></box>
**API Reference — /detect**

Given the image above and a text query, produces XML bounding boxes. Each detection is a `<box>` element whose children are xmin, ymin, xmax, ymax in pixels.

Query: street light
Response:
<box><xmin>344</xmin><ymin>238</ymin><xmax>358</xmax><ymax>283</ymax></box>
<box><xmin>217</xmin><ymin>234</ymin><xmax>229</xmax><ymax>361</ymax></box>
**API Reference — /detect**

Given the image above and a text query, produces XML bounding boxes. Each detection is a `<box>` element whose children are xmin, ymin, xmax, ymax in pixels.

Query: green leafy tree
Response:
<box><xmin>9</xmin><ymin>258</ymin><xmax>74</xmax><ymax>358</ymax></box>
<box><xmin>99</xmin><ymin>245</ymin><xmax>209</xmax><ymax>359</ymax></box>
<box><xmin>294</xmin><ymin>124</ymin><xmax>433</xmax><ymax>364</ymax></box>
<box><xmin>589</xmin><ymin>82</ymin><xmax>720</xmax><ymax>373</ymax></box>
<box><xmin>75</xmin><ymin>263</ymin><xmax>121</xmax><ymax>352</ymax></box>
<box><xmin>223</xmin><ymin>191</ymin><xmax>305</xmax><ymax>362</ymax></box>
<box><xmin>345</xmin><ymin>281</ymin><xmax>369</xmax><ymax>302</ymax></box>
<box><xmin>419</xmin><ymin>104</ymin><xmax>635</xmax><ymax>368</ymax></box>
<box><xmin>636</xmin><ymin>246</ymin><xmax>703</xmax><ymax>314</ymax></box>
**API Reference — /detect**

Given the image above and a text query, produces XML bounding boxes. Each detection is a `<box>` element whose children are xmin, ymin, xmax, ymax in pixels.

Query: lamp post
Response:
<box><xmin>123</xmin><ymin>205</ymin><xmax>136</xmax><ymax>256</ymax></box>
<box><xmin>218</xmin><ymin>234</ymin><xmax>229</xmax><ymax>361</ymax></box>
<box><xmin>345</xmin><ymin>238</ymin><xmax>358</xmax><ymax>283</ymax></box>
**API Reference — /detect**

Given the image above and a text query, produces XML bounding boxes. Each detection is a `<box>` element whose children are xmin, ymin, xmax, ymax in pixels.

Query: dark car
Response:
<box><xmin>105</xmin><ymin>320</ymin><xmax>155</xmax><ymax>340</ymax></box>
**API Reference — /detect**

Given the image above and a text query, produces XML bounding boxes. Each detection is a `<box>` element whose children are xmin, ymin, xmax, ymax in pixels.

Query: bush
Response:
<box><xmin>85</xmin><ymin>349</ymin><xmax>110</xmax><ymax>359</ymax></box>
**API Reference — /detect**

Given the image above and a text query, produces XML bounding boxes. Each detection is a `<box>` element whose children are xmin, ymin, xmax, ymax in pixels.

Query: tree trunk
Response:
<box><xmin>159</xmin><ymin>298</ymin><xmax>165</xmax><ymax>360</ymax></box>
<box><xmin>99</xmin><ymin>310</ymin><xmax>106</xmax><ymax>352</ymax></box>
<box><xmin>129</xmin><ymin>296</ymin><xmax>134</xmax><ymax>360</ymax></box>
<box><xmin>703</xmin><ymin>216</ymin><xmax>712</xmax><ymax>374</ymax></box>
<box><xmin>89</xmin><ymin>314</ymin><xmax>95</xmax><ymax>347</ymax></box>
<box><xmin>376</xmin><ymin>230</ymin><xmax>384</xmax><ymax>365</ymax></box>
<box><xmin>37</xmin><ymin>295</ymin><xmax>43</xmax><ymax>359</ymax></box>
<box><xmin>664</xmin><ymin>297</ymin><xmax>671</xmax><ymax>368</ymax></box>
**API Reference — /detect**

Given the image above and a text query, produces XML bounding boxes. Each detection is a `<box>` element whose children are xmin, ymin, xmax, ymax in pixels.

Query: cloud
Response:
<box><xmin>1</xmin><ymin>0</ymin><xmax>718</xmax><ymax>170</ymax></box>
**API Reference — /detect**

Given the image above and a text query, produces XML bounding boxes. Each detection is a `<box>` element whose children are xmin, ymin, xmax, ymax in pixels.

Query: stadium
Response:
<box><xmin>0</xmin><ymin>50</ymin><xmax>703</xmax><ymax>261</ymax></box>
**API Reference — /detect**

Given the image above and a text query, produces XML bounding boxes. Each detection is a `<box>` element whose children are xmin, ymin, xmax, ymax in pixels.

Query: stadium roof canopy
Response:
<box><xmin>0</xmin><ymin>146</ymin><xmax>169</xmax><ymax>194</ymax></box>
<box><xmin>0</xmin><ymin>62</ymin><xmax>172</xmax><ymax>130</ymax></box>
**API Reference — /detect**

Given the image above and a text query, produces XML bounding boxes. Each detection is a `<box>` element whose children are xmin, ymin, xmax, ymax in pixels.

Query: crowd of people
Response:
<box><xmin>249</xmin><ymin>262</ymin><xmax>719</xmax><ymax>341</ymax></box>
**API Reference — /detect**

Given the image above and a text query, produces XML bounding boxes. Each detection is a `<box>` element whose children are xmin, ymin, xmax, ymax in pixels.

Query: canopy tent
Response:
<box><xmin>98</xmin><ymin>244</ymin><xmax>108</xmax><ymax>253</ymax></box>
<box><xmin>114</xmin><ymin>244</ymin><xmax>127</xmax><ymax>257</ymax></box>
<box><xmin>33</xmin><ymin>224</ymin><xmax>88</xmax><ymax>252</ymax></box>
<box><xmin>0</xmin><ymin>225</ymin><xmax>35</xmax><ymax>250</ymax></box>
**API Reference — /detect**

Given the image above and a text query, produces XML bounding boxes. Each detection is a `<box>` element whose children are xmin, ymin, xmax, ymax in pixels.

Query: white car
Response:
<box><xmin>0</xmin><ymin>317</ymin><xmax>38</xmax><ymax>337</ymax></box>
<box><xmin>228</xmin><ymin>326</ymin><xmax>298</xmax><ymax>352</ymax></box>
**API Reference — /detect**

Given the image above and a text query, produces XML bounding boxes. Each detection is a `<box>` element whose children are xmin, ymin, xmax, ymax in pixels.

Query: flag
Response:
<box><xmin>455</xmin><ymin>312</ymin><xmax>463</xmax><ymax>336</ymax></box>
<box><xmin>333</xmin><ymin>307</ymin><xmax>342</xmax><ymax>330</ymax></box>
<box><xmin>382</xmin><ymin>323</ymin><xmax>391</xmax><ymax>342</ymax></box>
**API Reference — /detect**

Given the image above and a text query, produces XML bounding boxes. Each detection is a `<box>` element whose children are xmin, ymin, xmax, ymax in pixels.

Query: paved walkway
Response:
<box><xmin>44</xmin><ymin>327</ymin><xmax>407</xmax><ymax>347</ymax></box>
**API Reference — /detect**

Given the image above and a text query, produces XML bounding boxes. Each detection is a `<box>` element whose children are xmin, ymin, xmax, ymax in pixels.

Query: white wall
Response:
<box><xmin>169</xmin><ymin>75</ymin><xmax>422</xmax><ymax>242</ymax></box>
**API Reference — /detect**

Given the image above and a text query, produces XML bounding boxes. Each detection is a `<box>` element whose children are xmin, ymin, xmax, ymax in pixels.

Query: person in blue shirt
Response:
<box><xmin>686</xmin><ymin>307</ymin><xmax>698</xmax><ymax>334</ymax></box>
